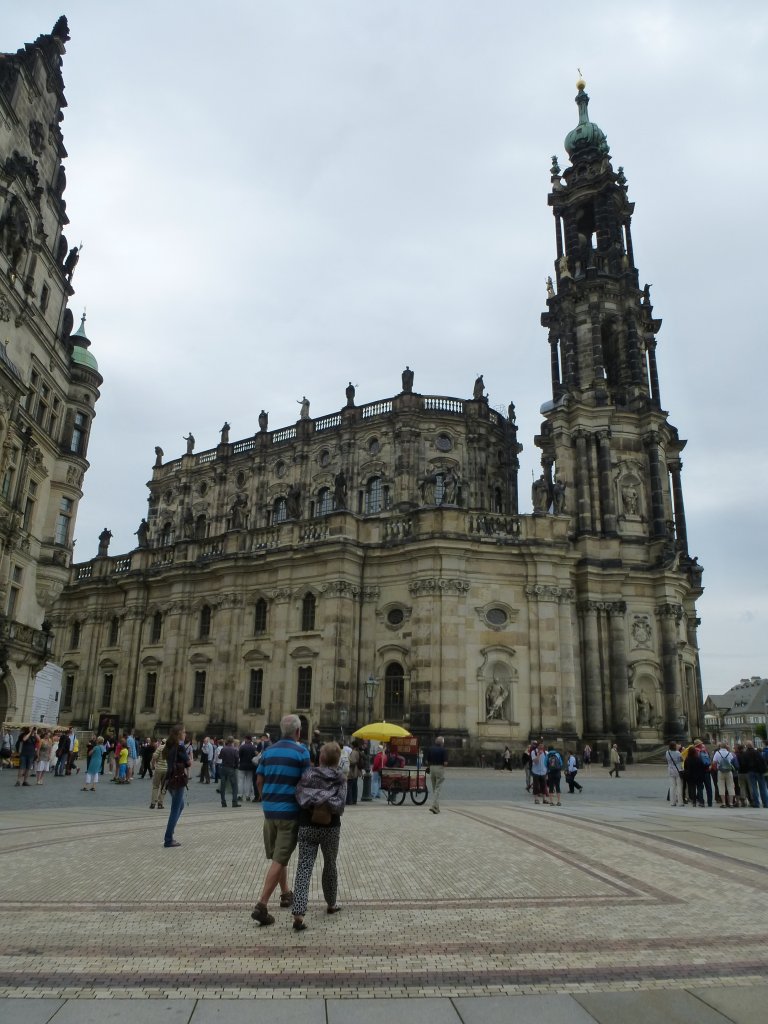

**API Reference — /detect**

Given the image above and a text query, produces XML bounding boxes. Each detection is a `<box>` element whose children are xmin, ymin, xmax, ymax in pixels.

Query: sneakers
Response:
<box><xmin>164</xmin><ymin>840</ymin><xmax>181</xmax><ymax>848</ymax></box>
<box><xmin>251</xmin><ymin>902</ymin><xmax>275</xmax><ymax>926</ymax></box>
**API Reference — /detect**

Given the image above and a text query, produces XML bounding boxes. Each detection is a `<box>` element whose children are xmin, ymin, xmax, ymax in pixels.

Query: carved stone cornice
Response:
<box><xmin>655</xmin><ymin>602</ymin><xmax>683</xmax><ymax>621</ymax></box>
<box><xmin>526</xmin><ymin>584</ymin><xmax>574</xmax><ymax>603</ymax></box>
<box><xmin>362</xmin><ymin>586</ymin><xmax>380</xmax><ymax>601</ymax></box>
<box><xmin>270</xmin><ymin>587</ymin><xmax>292</xmax><ymax>601</ymax></box>
<box><xmin>643</xmin><ymin>431</ymin><xmax>661</xmax><ymax>448</ymax></box>
<box><xmin>595</xmin><ymin>428</ymin><xmax>611</xmax><ymax>444</ymax></box>
<box><xmin>578</xmin><ymin>599</ymin><xmax>625</xmax><ymax>614</ymax></box>
<box><xmin>408</xmin><ymin>578</ymin><xmax>470</xmax><ymax>597</ymax></box>
<box><xmin>319</xmin><ymin>580</ymin><xmax>361</xmax><ymax>598</ymax></box>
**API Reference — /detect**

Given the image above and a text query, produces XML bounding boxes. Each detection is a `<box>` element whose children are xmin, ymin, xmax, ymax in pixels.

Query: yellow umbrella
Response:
<box><xmin>352</xmin><ymin>721</ymin><xmax>412</xmax><ymax>742</ymax></box>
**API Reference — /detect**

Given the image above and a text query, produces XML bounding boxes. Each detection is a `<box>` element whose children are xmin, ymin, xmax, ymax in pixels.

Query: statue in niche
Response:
<box><xmin>258</xmin><ymin>410</ymin><xmax>268</xmax><ymax>432</ymax></box>
<box><xmin>485</xmin><ymin>680</ymin><xmax>509</xmax><ymax>721</ymax></box>
<box><xmin>334</xmin><ymin>471</ymin><xmax>347</xmax><ymax>510</ymax></box>
<box><xmin>635</xmin><ymin>691</ymin><xmax>652</xmax><ymax>727</ymax></box>
<box><xmin>473</xmin><ymin>375</ymin><xmax>485</xmax><ymax>400</ymax></box>
<box><xmin>0</xmin><ymin>196</ymin><xmax>30</xmax><ymax>270</ymax></box>
<box><xmin>345</xmin><ymin>382</ymin><xmax>355</xmax><ymax>407</ymax></box>
<box><xmin>442</xmin><ymin>467</ymin><xmax>458</xmax><ymax>505</ymax></box>
<box><xmin>181</xmin><ymin>507</ymin><xmax>194</xmax><ymax>539</ymax></box>
<box><xmin>230</xmin><ymin>494</ymin><xmax>247</xmax><ymax>529</ymax></box>
<box><xmin>154</xmin><ymin>446</ymin><xmax>163</xmax><ymax>468</ymax></box>
<box><xmin>135</xmin><ymin>519</ymin><xmax>149</xmax><ymax>549</ymax></box>
<box><xmin>183</xmin><ymin>432</ymin><xmax>195</xmax><ymax>454</ymax></box>
<box><xmin>297</xmin><ymin>396</ymin><xmax>310</xmax><ymax>420</ymax></box>
<box><xmin>401</xmin><ymin>366</ymin><xmax>414</xmax><ymax>393</ymax></box>
<box><xmin>622</xmin><ymin>486</ymin><xmax>639</xmax><ymax>516</ymax></box>
<box><xmin>552</xmin><ymin>478</ymin><xmax>567</xmax><ymax>514</ymax></box>
<box><xmin>532</xmin><ymin>474</ymin><xmax>550</xmax><ymax>513</ymax></box>
<box><xmin>97</xmin><ymin>528</ymin><xmax>112</xmax><ymax>557</ymax></box>
<box><xmin>286</xmin><ymin>483</ymin><xmax>302</xmax><ymax>519</ymax></box>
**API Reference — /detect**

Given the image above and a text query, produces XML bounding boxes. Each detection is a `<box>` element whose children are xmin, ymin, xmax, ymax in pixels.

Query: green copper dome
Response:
<box><xmin>70</xmin><ymin>312</ymin><xmax>99</xmax><ymax>371</ymax></box>
<box><xmin>564</xmin><ymin>82</ymin><xmax>609</xmax><ymax>160</ymax></box>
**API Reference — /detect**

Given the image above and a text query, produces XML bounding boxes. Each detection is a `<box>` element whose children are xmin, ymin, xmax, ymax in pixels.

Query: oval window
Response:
<box><xmin>387</xmin><ymin>608</ymin><xmax>405</xmax><ymax>626</ymax></box>
<box><xmin>486</xmin><ymin>607</ymin><xmax>508</xmax><ymax>626</ymax></box>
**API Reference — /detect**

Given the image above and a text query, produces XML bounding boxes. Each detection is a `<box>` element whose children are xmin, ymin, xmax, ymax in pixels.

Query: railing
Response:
<box><xmin>272</xmin><ymin>426</ymin><xmax>297</xmax><ymax>443</ymax></box>
<box><xmin>314</xmin><ymin>414</ymin><xmax>342</xmax><ymax>433</ymax></box>
<box><xmin>361</xmin><ymin>400</ymin><xmax>393</xmax><ymax>419</ymax></box>
<box><xmin>196</xmin><ymin>450</ymin><xmax>217</xmax><ymax>464</ymax></box>
<box><xmin>232</xmin><ymin>438</ymin><xmax>257</xmax><ymax>454</ymax></box>
<box><xmin>75</xmin><ymin>564</ymin><xmax>92</xmax><ymax>580</ymax></box>
<box><xmin>467</xmin><ymin>513</ymin><xmax>521</xmax><ymax>538</ymax></box>
<box><xmin>423</xmin><ymin>397</ymin><xmax>464</xmax><ymax>415</ymax></box>
<box><xmin>113</xmin><ymin>556</ymin><xmax>132</xmax><ymax>574</ymax></box>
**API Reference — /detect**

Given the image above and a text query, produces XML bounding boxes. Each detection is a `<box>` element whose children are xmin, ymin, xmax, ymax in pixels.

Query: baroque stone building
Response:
<box><xmin>0</xmin><ymin>20</ymin><xmax>101</xmax><ymax>723</ymax></box>
<box><xmin>52</xmin><ymin>79</ymin><xmax>703</xmax><ymax>757</ymax></box>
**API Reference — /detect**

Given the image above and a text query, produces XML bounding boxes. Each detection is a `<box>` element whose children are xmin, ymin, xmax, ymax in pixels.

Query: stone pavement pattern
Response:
<box><xmin>0</xmin><ymin>766</ymin><xmax>766</xmax><ymax>1022</ymax></box>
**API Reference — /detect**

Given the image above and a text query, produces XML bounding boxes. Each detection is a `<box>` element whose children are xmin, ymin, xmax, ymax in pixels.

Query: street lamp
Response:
<box><xmin>338</xmin><ymin>706</ymin><xmax>348</xmax><ymax>745</ymax></box>
<box><xmin>364</xmin><ymin>672</ymin><xmax>379</xmax><ymax>722</ymax></box>
<box><xmin>361</xmin><ymin>673</ymin><xmax>379</xmax><ymax>802</ymax></box>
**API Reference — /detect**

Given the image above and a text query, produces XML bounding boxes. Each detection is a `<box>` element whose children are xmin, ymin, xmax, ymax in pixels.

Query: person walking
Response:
<box><xmin>162</xmin><ymin>724</ymin><xmax>189</xmax><ymax>847</ymax></box>
<box><xmin>238</xmin><ymin>735</ymin><xmax>256</xmax><ymax>801</ymax></box>
<box><xmin>530</xmin><ymin>741</ymin><xmax>549</xmax><ymax>804</ymax></box>
<box><xmin>565</xmin><ymin>751</ymin><xmax>583</xmax><ymax>793</ymax></box>
<box><xmin>426</xmin><ymin>736</ymin><xmax>448</xmax><ymax>814</ymax></box>
<box><xmin>149</xmin><ymin>740</ymin><xmax>168</xmax><ymax>809</ymax></box>
<box><xmin>346</xmin><ymin>741</ymin><xmax>361</xmax><ymax>805</ymax></box>
<box><xmin>251</xmin><ymin>714</ymin><xmax>310</xmax><ymax>926</ymax></box>
<box><xmin>371</xmin><ymin>746</ymin><xmax>385</xmax><ymax>799</ymax></box>
<box><xmin>712</xmin><ymin>742</ymin><xmax>736</xmax><ymax>808</ymax></box>
<box><xmin>546</xmin><ymin>748</ymin><xmax>563</xmax><ymax>805</ymax></box>
<box><xmin>291</xmin><ymin>742</ymin><xmax>347</xmax><ymax>931</ymax></box>
<box><xmin>608</xmin><ymin>743</ymin><xmax>622</xmax><ymax>778</ymax></box>
<box><xmin>15</xmin><ymin>726</ymin><xmax>37</xmax><ymax>786</ymax></box>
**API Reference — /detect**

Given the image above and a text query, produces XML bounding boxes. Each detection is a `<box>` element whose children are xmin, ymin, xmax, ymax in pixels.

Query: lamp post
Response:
<box><xmin>361</xmin><ymin>673</ymin><xmax>379</xmax><ymax>802</ymax></box>
<box><xmin>338</xmin><ymin>706</ymin><xmax>348</xmax><ymax>746</ymax></box>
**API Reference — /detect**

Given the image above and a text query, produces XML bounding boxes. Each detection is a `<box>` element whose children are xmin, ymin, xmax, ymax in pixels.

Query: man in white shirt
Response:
<box><xmin>565</xmin><ymin>751</ymin><xmax>583</xmax><ymax>793</ymax></box>
<box><xmin>713</xmin><ymin>743</ymin><xmax>736</xmax><ymax>808</ymax></box>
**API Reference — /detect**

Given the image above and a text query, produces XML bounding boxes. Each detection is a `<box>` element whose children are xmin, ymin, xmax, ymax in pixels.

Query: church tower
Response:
<box><xmin>537</xmin><ymin>79</ymin><xmax>704</xmax><ymax>746</ymax></box>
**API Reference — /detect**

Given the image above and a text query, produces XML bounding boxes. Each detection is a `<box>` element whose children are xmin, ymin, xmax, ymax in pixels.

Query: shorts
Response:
<box><xmin>263</xmin><ymin>818</ymin><xmax>299</xmax><ymax>866</ymax></box>
<box><xmin>20</xmin><ymin>754</ymin><xmax>35</xmax><ymax>771</ymax></box>
<box><xmin>531</xmin><ymin>774</ymin><xmax>547</xmax><ymax>796</ymax></box>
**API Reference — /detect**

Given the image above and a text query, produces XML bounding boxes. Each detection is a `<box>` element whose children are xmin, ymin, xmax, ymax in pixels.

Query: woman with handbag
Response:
<box><xmin>162</xmin><ymin>724</ymin><xmax>189</xmax><ymax>848</ymax></box>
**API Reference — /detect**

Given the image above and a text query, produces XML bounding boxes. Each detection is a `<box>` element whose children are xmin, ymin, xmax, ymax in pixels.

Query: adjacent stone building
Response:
<box><xmin>52</xmin><ymin>78</ymin><xmax>704</xmax><ymax>757</ymax></box>
<box><xmin>0</xmin><ymin>19</ymin><xmax>101</xmax><ymax>723</ymax></box>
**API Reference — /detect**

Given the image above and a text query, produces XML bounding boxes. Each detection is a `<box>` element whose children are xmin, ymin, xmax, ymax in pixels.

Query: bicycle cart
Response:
<box><xmin>381</xmin><ymin>737</ymin><xmax>429</xmax><ymax>805</ymax></box>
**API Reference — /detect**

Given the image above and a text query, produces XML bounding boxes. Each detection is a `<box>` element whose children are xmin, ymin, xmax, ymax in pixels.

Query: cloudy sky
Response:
<box><xmin>5</xmin><ymin>3</ymin><xmax>767</xmax><ymax>696</ymax></box>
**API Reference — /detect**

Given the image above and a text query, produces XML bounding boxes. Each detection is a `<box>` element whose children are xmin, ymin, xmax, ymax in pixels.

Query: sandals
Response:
<box><xmin>279</xmin><ymin>891</ymin><xmax>293</xmax><ymax>908</ymax></box>
<box><xmin>292</xmin><ymin>918</ymin><xmax>307</xmax><ymax>931</ymax></box>
<box><xmin>250</xmin><ymin>902</ymin><xmax>275</xmax><ymax>926</ymax></box>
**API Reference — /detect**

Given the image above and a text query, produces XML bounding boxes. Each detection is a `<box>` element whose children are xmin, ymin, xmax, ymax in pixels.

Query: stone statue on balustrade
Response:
<box><xmin>532</xmin><ymin>474</ymin><xmax>551</xmax><ymax>513</ymax></box>
<box><xmin>97</xmin><ymin>528</ymin><xmax>112</xmax><ymax>557</ymax></box>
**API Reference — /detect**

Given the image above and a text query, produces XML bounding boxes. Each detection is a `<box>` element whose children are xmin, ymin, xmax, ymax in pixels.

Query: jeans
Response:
<box><xmin>371</xmin><ymin>771</ymin><xmax>381</xmax><ymax>799</ymax></box>
<box><xmin>346</xmin><ymin>777</ymin><xmax>358</xmax><ymax>805</ymax></box>
<box><xmin>164</xmin><ymin>785</ymin><xmax>185</xmax><ymax>845</ymax></box>
<box><xmin>219</xmin><ymin>765</ymin><xmax>239</xmax><ymax>805</ymax></box>
<box><xmin>702</xmin><ymin>773</ymin><xmax>713</xmax><ymax>807</ymax></box>
<box><xmin>747</xmin><ymin>771</ymin><xmax>768</xmax><ymax>808</ymax></box>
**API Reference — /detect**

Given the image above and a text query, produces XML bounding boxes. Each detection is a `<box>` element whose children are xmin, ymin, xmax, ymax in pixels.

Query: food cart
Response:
<box><xmin>381</xmin><ymin>736</ymin><xmax>429</xmax><ymax>805</ymax></box>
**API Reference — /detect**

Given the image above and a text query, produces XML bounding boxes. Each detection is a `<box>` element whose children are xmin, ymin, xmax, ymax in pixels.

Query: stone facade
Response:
<box><xmin>51</xmin><ymin>81</ymin><xmax>703</xmax><ymax>757</ymax></box>
<box><xmin>0</xmin><ymin>20</ymin><xmax>101</xmax><ymax>723</ymax></box>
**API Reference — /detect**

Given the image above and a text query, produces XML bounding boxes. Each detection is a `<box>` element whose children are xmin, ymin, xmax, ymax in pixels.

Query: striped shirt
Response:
<box><xmin>257</xmin><ymin>739</ymin><xmax>310</xmax><ymax>820</ymax></box>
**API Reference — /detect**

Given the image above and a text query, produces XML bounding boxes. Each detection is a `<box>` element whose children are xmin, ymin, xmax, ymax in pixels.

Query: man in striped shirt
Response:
<box><xmin>251</xmin><ymin>714</ymin><xmax>310</xmax><ymax>926</ymax></box>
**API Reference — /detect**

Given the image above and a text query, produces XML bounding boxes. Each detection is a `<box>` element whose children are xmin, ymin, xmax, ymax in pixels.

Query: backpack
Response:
<box><xmin>310</xmin><ymin>804</ymin><xmax>332</xmax><ymax>826</ymax></box>
<box><xmin>716</xmin><ymin>753</ymin><xmax>733</xmax><ymax>773</ymax></box>
<box><xmin>547</xmin><ymin>751</ymin><xmax>562</xmax><ymax>771</ymax></box>
<box><xmin>699</xmin><ymin>750</ymin><xmax>710</xmax><ymax>768</ymax></box>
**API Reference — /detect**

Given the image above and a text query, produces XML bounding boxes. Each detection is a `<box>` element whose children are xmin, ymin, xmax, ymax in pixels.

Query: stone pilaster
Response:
<box><xmin>573</xmin><ymin>429</ymin><xmax>592</xmax><ymax>535</ymax></box>
<box><xmin>580</xmin><ymin>601</ymin><xmax>604</xmax><ymax>735</ymax></box>
<box><xmin>656</xmin><ymin>602</ymin><xmax>684</xmax><ymax>735</ymax></box>
<box><xmin>607</xmin><ymin>601</ymin><xmax>630</xmax><ymax>736</ymax></box>
<box><xmin>668</xmin><ymin>459</ymin><xmax>688</xmax><ymax>554</ymax></box>
<box><xmin>644</xmin><ymin>431</ymin><xmax>667</xmax><ymax>538</ymax></box>
<box><xmin>596</xmin><ymin>429</ymin><xmax>617</xmax><ymax>535</ymax></box>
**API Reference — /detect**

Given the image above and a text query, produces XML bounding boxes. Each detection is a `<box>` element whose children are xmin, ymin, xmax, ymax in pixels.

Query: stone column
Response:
<box><xmin>589</xmin><ymin>304</ymin><xmax>605</xmax><ymax>386</ymax></box>
<box><xmin>580</xmin><ymin>601</ymin><xmax>604</xmax><ymax>735</ymax></box>
<box><xmin>656</xmin><ymin>603</ymin><xmax>684</xmax><ymax>735</ymax></box>
<box><xmin>608</xmin><ymin>602</ymin><xmax>630</xmax><ymax>736</ymax></box>
<box><xmin>561</xmin><ymin>315</ymin><xmax>577</xmax><ymax>389</ymax></box>
<box><xmin>573</xmin><ymin>429</ymin><xmax>592</xmax><ymax>535</ymax></box>
<box><xmin>549</xmin><ymin>329</ymin><xmax>561</xmax><ymax>397</ymax></box>
<box><xmin>643</xmin><ymin>432</ymin><xmax>667</xmax><ymax>539</ymax></box>
<box><xmin>595</xmin><ymin>429</ymin><xmax>617</xmax><ymax>535</ymax></box>
<box><xmin>624</xmin><ymin>313</ymin><xmax>644</xmax><ymax>389</ymax></box>
<box><xmin>557</xmin><ymin>590</ymin><xmax>578</xmax><ymax>735</ymax></box>
<box><xmin>668</xmin><ymin>459</ymin><xmax>688</xmax><ymax>555</ymax></box>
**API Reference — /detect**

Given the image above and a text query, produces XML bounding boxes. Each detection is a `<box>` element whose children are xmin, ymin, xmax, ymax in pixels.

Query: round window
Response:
<box><xmin>387</xmin><ymin>607</ymin><xmax>405</xmax><ymax>626</ymax></box>
<box><xmin>486</xmin><ymin>607</ymin><xmax>508</xmax><ymax>626</ymax></box>
<box><xmin>436</xmin><ymin>434</ymin><xmax>453</xmax><ymax>452</ymax></box>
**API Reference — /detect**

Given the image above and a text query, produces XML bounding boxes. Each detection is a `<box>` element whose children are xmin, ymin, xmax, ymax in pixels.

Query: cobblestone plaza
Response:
<box><xmin>0</xmin><ymin>766</ymin><xmax>765</xmax><ymax>1022</ymax></box>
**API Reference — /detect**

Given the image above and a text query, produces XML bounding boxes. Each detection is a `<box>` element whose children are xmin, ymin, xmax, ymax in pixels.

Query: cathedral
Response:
<box><xmin>0</xmin><ymin>20</ymin><xmax>101</xmax><ymax>725</ymax></box>
<box><xmin>50</xmin><ymin>68</ymin><xmax>704</xmax><ymax>758</ymax></box>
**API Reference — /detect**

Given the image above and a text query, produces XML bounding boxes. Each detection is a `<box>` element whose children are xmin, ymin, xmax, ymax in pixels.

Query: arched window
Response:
<box><xmin>384</xmin><ymin>663</ymin><xmax>405</xmax><ymax>720</ymax></box>
<box><xmin>254</xmin><ymin>598</ymin><xmax>268</xmax><ymax>634</ymax></box>
<box><xmin>70</xmin><ymin>621</ymin><xmax>81</xmax><ymax>649</ymax></box>
<box><xmin>316</xmin><ymin>487</ymin><xmax>332</xmax><ymax>516</ymax></box>
<box><xmin>248</xmin><ymin>668</ymin><xmax>263</xmax><ymax>710</ymax></box>
<box><xmin>494</xmin><ymin>487</ymin><xmax>503</xmax><ymax>513</ymax></box>
<box><xmin>108</xmin><ymin>616</ymin><xmax>120</xmax><ymax>647</ymax></box>
<box><xmin>297</xmin><ymin>666</ymin><xmax>312</xmax><ymax>708</ymax></box>
<box><xmin>273</xmin><ymin>497</ymin><xmax>287</xmax><ymax>523</ymax></box>
<box><xmin>199</xmin><ymin>605</ymin><xmax>212</xmax><ymax>639</ymax></box>
<box><xmin>160</xmin><ymin>521</ymin><xmax>172</xmax><ymax>546</ymax></box>
<box><xmin>150</xmin><ymin>611</ymin><xmax>162</xmax><ymax>643</ymax></box>
<box><xmin>365</xmin><ymin>477</ymin><xmax>382</xmax><ymax>514</ymax></box>
<box><xmin>301</xmin><ymin>592</ymin><xmax>316</xmax><ymax>631</ymax></box>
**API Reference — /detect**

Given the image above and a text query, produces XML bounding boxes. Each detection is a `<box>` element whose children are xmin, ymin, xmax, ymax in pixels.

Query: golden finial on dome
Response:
<box><xmin>576</xmin><ymin>68</ymin><xmax>586</xmax><ymax>91</ymax></box>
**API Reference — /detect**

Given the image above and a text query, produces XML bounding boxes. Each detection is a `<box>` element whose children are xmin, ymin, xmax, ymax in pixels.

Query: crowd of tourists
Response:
<box><xmin>521</xmin><ymin>739</ymin><xmax>585</xmax><ymax>804</ymax></box>
<box><xmin>665</xmin><ymin>737</ymin><xmax>768</xmax><ymax>809</ymax></box>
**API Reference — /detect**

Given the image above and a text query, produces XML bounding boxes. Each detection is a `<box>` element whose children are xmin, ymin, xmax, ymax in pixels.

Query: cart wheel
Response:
<box><xmin>389</xmin><ymin>787</ymin><xmax>406</xmax><ymax>805</ymax></box>
<box><xmin>410</xmin><ymin>788</ymin><xmax>428</xmax><ymax>805</ymax></box>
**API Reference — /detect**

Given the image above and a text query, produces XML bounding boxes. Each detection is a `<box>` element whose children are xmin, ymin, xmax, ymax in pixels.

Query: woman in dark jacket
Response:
<box><xmin>684</xmin><ymin>746</ymin><xmax>706</xmax><ymax>807</ymax></box>
<box><xmin>162</xmin><ymin>723</ymin><xmax>189</xmax><ymax>848</ymax></box>
<box><xmin>290</xmin><ymin>742</ymin><xmax>347</xmax><ymax>930</ymax></box>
